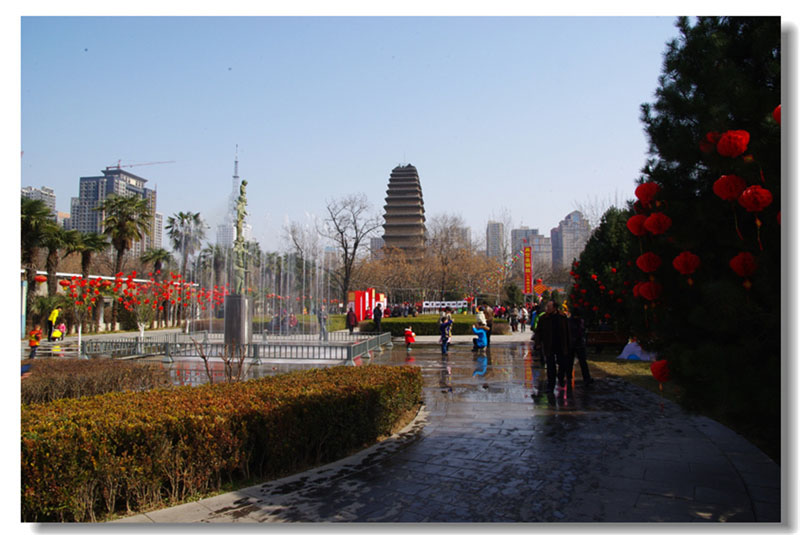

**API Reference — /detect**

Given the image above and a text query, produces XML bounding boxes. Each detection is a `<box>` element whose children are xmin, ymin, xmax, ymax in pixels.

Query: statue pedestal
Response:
<box><xmin>224</xmin><ymin>294</ymin><xmax>252</xmax><ymax>346</ymax></box>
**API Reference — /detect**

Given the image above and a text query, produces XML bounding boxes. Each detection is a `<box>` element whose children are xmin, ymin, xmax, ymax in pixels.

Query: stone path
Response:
<box><xmin>114</xmin><ymin>339</ymin><xmax>781</xmax><ymax>523</ymax></box>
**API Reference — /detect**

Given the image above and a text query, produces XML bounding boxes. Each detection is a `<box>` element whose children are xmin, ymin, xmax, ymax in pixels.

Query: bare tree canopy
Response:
<box><xmin>319</xmin><ymin>194</ymin><xmax>382</xmax><ymax>304</ymax></box>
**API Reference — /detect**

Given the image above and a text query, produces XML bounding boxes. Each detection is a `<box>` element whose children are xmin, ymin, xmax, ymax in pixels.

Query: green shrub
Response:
<box><xmin>357</xmin><ymin>314</ymin><xmax>509</xmax><ymax>336</ymax></box>
<box><xmin>21</xmin><ymin>365</ymin><xmax>422</xmax><ymax>522</ymax></box>
<box><xmin>21</xmin><ymin>359</ymin><xmax>172</xmax><ymax>404</ymax></box>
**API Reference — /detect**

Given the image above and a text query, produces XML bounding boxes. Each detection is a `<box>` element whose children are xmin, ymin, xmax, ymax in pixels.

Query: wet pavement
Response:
<box><xmin>114</xmin><ymin>338</ymin><xmax>781</xmax><ymax>523</ymax></box>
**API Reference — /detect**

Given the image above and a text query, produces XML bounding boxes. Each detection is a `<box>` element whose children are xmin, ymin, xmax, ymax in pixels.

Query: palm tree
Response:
<box><xmin>141</xmin><ymin>247</ymin><xmax>173</xmax><ymax>280</ymax></box>
<box><xmin>166</xmin><ymin>212</ymin><xmax>206</xmax><ymax>327</ymax></box>
<box><xmin>41</xmin><ymin>224</ymin><xmax>71</xmax><ymax>297</ymax></box>
<box><xmin>96</xmin><ymin>194</ymin><xmax>152</xmax><ymax>328</ymax></box>
<box><xmin>166</xmin><ymin>212</ymin><xmax>206</xmax><ymax>279</ymax></box>
<box><xmin>199</xmin><ymin>243</ymin><xmax>228</xmax><ymax>290</ymax></box>
<box><xmin>64</xmin><ymin>231</ymin><xmax>109</xmax><ymax>280</ymax></box>
<box><xmin>21</xmin><ymin>198</ymin><xmax>54</xmax><ymax>331</ymax></box>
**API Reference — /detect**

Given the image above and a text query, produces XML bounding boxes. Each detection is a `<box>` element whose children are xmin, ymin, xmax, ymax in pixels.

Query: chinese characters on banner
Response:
<box><xmin>523</xmin><ymin>246</ymin><xmax>532</xmax><ymax>294</ymax></box>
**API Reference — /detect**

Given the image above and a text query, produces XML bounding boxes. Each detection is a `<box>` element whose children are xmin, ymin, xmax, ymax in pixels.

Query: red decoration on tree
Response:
<box><xmin>627</xmin><ymin>214</ymin><xmax>648</xmax><ymax>236</ymax></box>
<box><xmin>716</xmin><ymin>129</ymin><xmax>750</xmax><ymax>158</ymax></box>
<box><xmin>699</xmin><ymin>131</ymin><xmax>721</xmax><ymax>153</ymax></box>
<box><xmin>738</xmin><ymin>185</ymin><xmax>773</xmax><ymax>213</ymax></box>
<box><xmin>639</xmin><ymin>281</ymin><xmax>663</xmax><ymax>301</ymax></box>
<box><xmin>773</xmin><ymin>105</ymin><xmax>781</xmax><ymax>125</ymax></box>
<box><xmin>33</xmin><ymin>275</ymin><xmax>47</xmax><ymax>283</ymax></box>
<box><xmin>636</xmin><ymin>252</ymin><xmax>662</xmax><ymax>273</ymax></box>
<box><xmin>713</xmin><ymin>174</ymin><xmax>747</xmax><ymax>201</ymax></box>
<box><xmin>644</xmin><ymin>212</ymin><xmax>672</xmax><ymax>235</ymax></box>
<box><xmin>729</xmin><ymin>252</ymin><xmax>757</xmax><ymax>278</ymax></box>
<box><xmin>650</xmin><ymin>359</ymin><xmax>670</xmax><ymax>382</ymax></box>
<box><xmin>635</xmin><ymin>182</ymin><xmax>660</xmax><ymax>208</ymax></box>
<box><xmin>672</xmin><ymin>251</ymin><xmax>701</xmax><ymax>275</ymax></box>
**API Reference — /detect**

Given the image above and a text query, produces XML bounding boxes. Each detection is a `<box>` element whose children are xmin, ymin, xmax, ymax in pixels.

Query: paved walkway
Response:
<box><xmin>114</xmin><ymin>335</ymin><xmax>781</xmax><ymax>523</ymax></box>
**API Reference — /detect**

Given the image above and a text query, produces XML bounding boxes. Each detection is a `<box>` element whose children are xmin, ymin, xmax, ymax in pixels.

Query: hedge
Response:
<box><xmin>21</xmin><ymin>365</ymin><xmax>422</xmax><ymax>522</ymax></box>
<box><xmin>358</xmin><ymin>314</ymin><xmax>510</xmax><ymax>336</ymax></box>
<box><xmin>189</xmin><ymin>314</ymin><xmax>346</xmax><ymax>334</ymax></box>
<box><xmin>21</xmin><ymin>359</ymin><xmax>172</xmax><ymax>404</ymax></box>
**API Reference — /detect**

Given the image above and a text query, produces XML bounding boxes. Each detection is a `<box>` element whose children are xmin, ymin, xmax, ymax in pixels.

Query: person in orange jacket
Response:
<box><xmin>28</xmin><ymin>324</ymin><xmax>43</xmax><ymax>359</ymax></box>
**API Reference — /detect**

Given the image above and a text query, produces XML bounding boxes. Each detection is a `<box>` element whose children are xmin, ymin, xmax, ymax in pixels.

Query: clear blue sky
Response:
<box><xmin>12</xmin><ymin>16</ymin><xmax>732</xmax><ymax>252</ymax></box>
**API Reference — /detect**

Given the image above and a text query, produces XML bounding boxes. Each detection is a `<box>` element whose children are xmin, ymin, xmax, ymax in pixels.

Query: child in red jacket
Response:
<box><xmin>404</xmin><ymin>327</ymin><xmax>416</xmax><ymax>351</ymax></box>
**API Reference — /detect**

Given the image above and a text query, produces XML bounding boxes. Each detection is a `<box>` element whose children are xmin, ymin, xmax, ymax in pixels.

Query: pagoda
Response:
<box><xmin>382</xmin><ymin>164</ymin><xmax>426</xmax><ymax>258</ymax></box>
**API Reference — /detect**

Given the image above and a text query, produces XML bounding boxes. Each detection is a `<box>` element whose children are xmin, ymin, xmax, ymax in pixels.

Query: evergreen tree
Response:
<box><xmin>632</xmin><ymin>17</ymin><xmax>780</xmax><ymax>456</ymax></box>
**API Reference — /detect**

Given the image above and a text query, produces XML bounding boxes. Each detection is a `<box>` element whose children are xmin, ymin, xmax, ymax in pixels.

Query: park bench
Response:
<box><xmin>586</xmin><ymin>331</ymin><xmax>628</xmax><ymax>353</ymax></box>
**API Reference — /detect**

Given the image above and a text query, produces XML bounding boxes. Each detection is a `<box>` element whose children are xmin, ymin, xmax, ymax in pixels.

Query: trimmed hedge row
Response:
<box><xmin>358</xmin><ymin>314</ymin><xmax>510</xmax><ymax>336</ymax></box>
<box><xmin>189</xmin><ymin>314</ymin><xmax>346</xmax><ymax>333</ymax></box>
<box><xmin>21</xmin><ymin>365</ymin><xmax>422</xmax><ymax>522</ymax></box>
<box><xmin>21</xmin><ymin>359</ymin><xmax>172</xmax><ymax>404</ymax></box>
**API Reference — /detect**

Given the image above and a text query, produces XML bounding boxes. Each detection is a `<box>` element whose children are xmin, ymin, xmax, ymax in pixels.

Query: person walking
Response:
<box><xmin>28</xmin><ymin>324</ymin><xmax>43</xmax><ymax>359</ymax></box>
<box><xmin>509</xmin><ymin>306</ymin><xmax>519</xmax><ymax>332</ymax></box>
<box><xmin>372</xmin><ymin>303</ymin><xmax>383</xmax><ymax>333</ymax></box>
<box><xmin>534</xmin><ymin>300</ymin><xmax>571</xmax><ymax>393</ymax></box>
<box><xmin>484</xmin><ymin>305</ymin><xmax>494</xmax><ymax>347</ymax></box>
<box><xmin>317</xmin><ymin>305</ymin><xmax>329</xmax><ymax>341</ymax></box>
<box><xmin>567</xmin><ymin>308</ymin><xmax>594</xmax><ymax>386</ymax></box>
<box><xmin>439</xmin><ymin>312</ymin><xmax>453</xmax><ymax>355</ymax></box>
<box><xmin>47</xmin><ymin>306</ymin><xmax>61</xmax><ymax>342</ymax></box>
<box><xmin>519</xmin><ymin>306</ymin><xmax>528</xmax><ymax>333</ymax></box>
<box><xmin>404</xmin><ymin>326</ymin><xmax>416</xmax><ymax>352</ymax></box>
<box><xmin>346</xmin><ymin>306</ymin><xmax>358</xmax><ymax>335</ymax></box>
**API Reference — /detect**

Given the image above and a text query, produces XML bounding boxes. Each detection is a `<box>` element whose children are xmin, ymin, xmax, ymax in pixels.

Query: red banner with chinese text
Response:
<box><xmin>523</xmin><ymin>247</ymin><xmax>532</xmax><ymax>294</ymax></box>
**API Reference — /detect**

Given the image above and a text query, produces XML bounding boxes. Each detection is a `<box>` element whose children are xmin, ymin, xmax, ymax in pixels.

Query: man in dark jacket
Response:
<box><xmin>534</xmin><ymin>300</ymin><xmax>571</xmax><ymax>393</ymax></box>
<box><xmin>373</xmin><ymin>303</ymin><xmax>383</xmax><ymax>332</ymax></box>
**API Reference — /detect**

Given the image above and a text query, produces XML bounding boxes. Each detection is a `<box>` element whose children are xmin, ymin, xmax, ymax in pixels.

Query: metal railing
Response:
<box><xmin>80</xmin><ymin>331</ymin><xmax>394</xmax><ymax>364</ymax></box>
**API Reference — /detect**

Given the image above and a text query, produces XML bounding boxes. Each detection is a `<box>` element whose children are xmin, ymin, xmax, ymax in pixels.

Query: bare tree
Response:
<box><xmin>318</xmin><ymin>194</ymin><xmax>382</xmax><ymax>305</ymax></box>
<box><xmin>573</xmin><ymin>191</ymin><xmax>624</xmax><ymax>232</ymax></box>
<box><xmin>427</xmin><ymin>213</ymin><xmax>470</xmax><ymax>301</ymax></box>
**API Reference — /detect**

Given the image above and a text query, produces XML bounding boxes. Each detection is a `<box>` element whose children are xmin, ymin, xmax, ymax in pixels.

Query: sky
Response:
<box><xmin>18</xmin><ymin>15</ymin><xmax>686</xmax><ymax>253</ymax></box>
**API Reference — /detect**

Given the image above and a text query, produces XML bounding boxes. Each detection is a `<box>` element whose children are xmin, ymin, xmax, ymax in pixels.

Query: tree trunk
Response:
<box><xmin>46</xmin><ymin>250</ymin><xmax>59</xmax><ymax>297</ymax></box>
<box><xmin>24</xmin><ymin>267</ymin><xmax>37</xmax><ymax>333</ymax></box>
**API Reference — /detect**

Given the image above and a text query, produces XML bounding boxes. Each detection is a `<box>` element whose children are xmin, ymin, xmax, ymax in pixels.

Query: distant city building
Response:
<box><xmin>370</xmin><ymin>237</ymin><xmax>385</xmax><ymax>259</ymax></box>
<box><xmin>69</xmin><ymin>167</ymin><xmax>161</xmax><ymax>256</ymax></box>
<box><xmin>551</xmin><ymin>211</ymin><xmax>591</xmax><ymax>270</ymax></box>
<box><xmin>216</xmin><ymin>149</ymin><xmax>251</xmax><ymax>248</ymax></box>
<box><xmin>512</xmin><ymin>226</ymin><xmax>552</xmax><ymax>272</ymax></box>
<box><xmin>486</xmin><ymin>221</ymin><xmax>504</xmax><ymax>260</ymax></box>
<box><xmin>382</xmin><ymin>164</ymin><xmax>426</xmax><ymax>259</ymax></box>
<box><xmin>56</xmin><ymin>211</ymin><xmax>71</xmax><ymax>228</ymax></box>
<box><xmin>452</xmin><ymin>226</ymin><xmax>472</xmax><ymax>249</ymax></box>
<box><xmin>21</xmin><ymin>185</ymin><xmax>57</xmax><ymax>219</ymax></box>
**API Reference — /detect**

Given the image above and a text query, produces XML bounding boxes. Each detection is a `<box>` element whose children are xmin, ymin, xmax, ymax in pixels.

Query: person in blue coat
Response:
<box><xmin>472</xmin><ymin>322</ymin><xmax>489</xmax><ymax>353</ymax></box>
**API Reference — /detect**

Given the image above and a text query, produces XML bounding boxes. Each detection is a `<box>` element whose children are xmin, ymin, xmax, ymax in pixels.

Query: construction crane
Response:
<box><xmin>106</xmin><ymin>160</ymin><xmax>176</xmax><ymax>171</ymax></box>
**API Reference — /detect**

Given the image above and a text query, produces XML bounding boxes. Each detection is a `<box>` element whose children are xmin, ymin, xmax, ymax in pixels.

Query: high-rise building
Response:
<box><xmin>382</xmin><ymin>164</ymin><xmax>426</xmax><ymax>258</ymax></box>
<box><xmin>69</xmin><ymin>167</ymin><xmax>162</xmax><ymax>255</ymax></box>
<box><xmin>551</xmin><ymin>211</ymin><xmax>591</xmax><ymax>270</ymax></box>
<box><xmin>486</xmin><ymin>221</ymin><xmax>504</xmax><ymax>260</ymax></box>
<box><xmin>21</xmin><ymin>186</ymin><xmax>57</xmax><ymax>219</ymax></box>
<box><xmin>370</xmin><ymin>237</ymin><xmax>385</xmax><ymax>259</ymax></box>
<box><xmin>511</xmin><ymin>227</ymin><xmax>552</xmax><ymax>272</ymax></box>
<box><xmin>216</xmin><ymin>149</ymin><xmax>251</xmax><ymax>248</ymax></box>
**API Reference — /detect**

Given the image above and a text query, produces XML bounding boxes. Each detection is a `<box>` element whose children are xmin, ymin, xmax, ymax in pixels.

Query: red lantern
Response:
<box><xmin>713</xmin><ymin>174</ymin><xmax>747</xmax><ymax>201</ymax></box>
<box><xmin>644</xmin><ymin>212</ymin><xmax>672</xmax><ymax>235</ymax></box>
<box><xmin>626</xmin><ymin>214</ymin><xmax>648</xmax><ymax>237</ymax></box>
<box><xmin>738</xmin><ymin>185</ymin><xmax>773</xmax><ymax>213</ymax></box>
<box><xmin>635</xmin><ymin>182</ymin><xmax>660</xmax><ymax>208</ymax></box>
<box><xmin>632</xmin><ymin>282</ymin><xmax>643</xmax><ymax>298</ymax></box>
<box><xmin>636</xmin><ymin>252</ymin><xmax>662</xmax><ymax>273</ymax></box>
<box><xmin>650</xmin><ymin>359</ymin><xmax>670</xmax><ymax>383</ymax></box>
<box><xmin>729</xmin><ymin>252</ymin><xmax>757</xmax><ymax>278</ymax></box>
<box><xmin>699</xmin><ymin>131</ymin><xmax>721</xmax><ymax>153</ymax></box>
<box><xmin>59</xmin><ymin>279</ymin><xmax>70</xmax><ymax>287</ymax></box>
<box><xmin>716</xmin><ymin>129</ymin><xmax>750</xmax><ymax>158</ymax></box>
<box><xmin>773</xmin><ymin>105</ymin><xmax>781</xmax><ymax>125</ymax></box>
<box><xmin>672</xmin><ymin>251</ymin><xmax>701</xmax><ymax>276</ymax></box>
<box><xmin>639</xmin><ymin>281</ymin><xmax>663</xmax><ymax>301</ymax></box>
<box><xmin>34</xmin><ymin>275</ymin><xmax>47</xmax><ymax>283</ymax></box>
